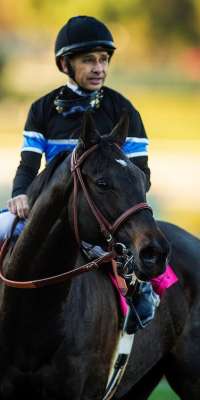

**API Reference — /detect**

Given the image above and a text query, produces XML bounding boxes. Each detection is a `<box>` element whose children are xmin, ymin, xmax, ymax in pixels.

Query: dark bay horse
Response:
<box><xmin>115</xmin><ymin>220</ymin><xmax>200</xmax><ymax>400</ymax></box>
<box><xmin>0</xmin><ymin>113</ymin><xmax>169</xmax><ymax>399</ymax></box>
<box><xmin>1</xmin><ymin>113</ymin><xmax>200</xmax><ymax>399</ymax></box>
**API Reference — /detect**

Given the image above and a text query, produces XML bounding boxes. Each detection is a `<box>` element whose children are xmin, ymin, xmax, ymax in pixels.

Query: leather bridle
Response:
<box><xmin>0</xmin><ymin>144</ymin><xmax>152</xmax><ymax>289</ymax></box>
<box><xmin>71</xmin><ymin>144</ymin><xmax>152</xmax><ymax>247</ymax></box>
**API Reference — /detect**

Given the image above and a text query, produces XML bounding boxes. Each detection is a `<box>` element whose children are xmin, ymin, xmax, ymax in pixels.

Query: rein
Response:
<box><xmin>0</xmin><ymin>239</ymin><xmax>113</xmax><ymax>288</ymax></box>
<box><xmin>0</xmin><ymin>144</ymin><xmax>152</xmax><ymax>289</ymax></box>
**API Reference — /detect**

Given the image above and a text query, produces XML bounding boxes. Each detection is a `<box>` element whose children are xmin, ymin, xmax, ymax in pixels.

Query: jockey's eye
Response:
<box><xmin>96</xmin><ymin>178</ymin><xmax>109</xmax><ymax>189</ymax></box>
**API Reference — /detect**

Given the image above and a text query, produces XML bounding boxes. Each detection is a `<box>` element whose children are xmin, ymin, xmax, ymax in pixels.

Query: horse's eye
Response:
<box><xmin>96</xmin><ymin>178</ymin><xmax>109</xmax><ymax>189</ymax></box>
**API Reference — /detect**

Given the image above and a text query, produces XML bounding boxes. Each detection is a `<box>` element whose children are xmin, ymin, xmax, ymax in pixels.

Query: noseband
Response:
<box><xmin>0</xmin><ymin>144</ymin><xmax>152</xmax><ymax>288</ymax></box>
<box><xmin>71</xmin><ymin>144</ymin><xmax>152</xmax><ymax>248</ymax></box>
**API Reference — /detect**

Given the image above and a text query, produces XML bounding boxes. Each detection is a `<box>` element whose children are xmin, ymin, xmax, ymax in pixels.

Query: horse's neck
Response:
<box><xmin>3</xmin><ymin>217</ymin><xmax>78</xmax><ymax>282</ymax></box>
<box><xmin>0</xmin><ymin>183</ymin><xmax>78</xmax><ymax>322</ymax></box>
<box><xmin>0</xmin><ymin>224</ymin><xmax>79</xmax><ymax>358</ymax></box>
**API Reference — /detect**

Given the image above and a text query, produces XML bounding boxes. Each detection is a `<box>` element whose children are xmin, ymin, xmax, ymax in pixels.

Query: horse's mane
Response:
<box><xmin>27</xmin><ymin>151</ymin><xmax>70</xmax><ymax>208</ymax></box>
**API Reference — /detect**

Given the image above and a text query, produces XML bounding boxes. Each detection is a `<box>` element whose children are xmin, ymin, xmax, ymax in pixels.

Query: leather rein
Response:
<box><xmin>0</xmin><ymin>144</ymin><xmax>152</xmax><ymax>289</ymax></box>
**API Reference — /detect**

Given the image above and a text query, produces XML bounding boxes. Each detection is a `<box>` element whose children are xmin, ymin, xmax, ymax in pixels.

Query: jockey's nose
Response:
<box><xmin>92</xmin><ymin>61</ymin><xmax>104</xmax><ymax>74</ymax></box>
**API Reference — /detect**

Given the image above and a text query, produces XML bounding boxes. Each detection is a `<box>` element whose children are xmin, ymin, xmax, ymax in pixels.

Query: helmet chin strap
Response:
<box><xmin>64</xmin><ymin>57</ymin><xmax>76</xmax><ymax>80</ymax></box>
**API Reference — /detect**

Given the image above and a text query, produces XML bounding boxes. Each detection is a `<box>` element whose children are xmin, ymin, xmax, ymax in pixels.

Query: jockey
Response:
<box><xmin>0</xmin><ymin>16</ymin><xmax>159</xmax><ymax>333</ymax></box>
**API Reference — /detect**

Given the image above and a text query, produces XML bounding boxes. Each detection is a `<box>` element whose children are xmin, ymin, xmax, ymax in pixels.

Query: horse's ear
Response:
<box><xmin>79</xmin><ymin>112</ymin><xmax>101</xmax><ymax>150</ymax></box>
<box><xmin>109</xmin><ymin>110</ymin><xmax>129</xmax><ymax>146</ymax></box>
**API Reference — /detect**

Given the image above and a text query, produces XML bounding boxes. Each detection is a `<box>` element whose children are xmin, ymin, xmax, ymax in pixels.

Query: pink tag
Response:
<box><xmin>151</xmin><ymin>265</ymin><xmax>178</xmax><ymax>296</ymax></box>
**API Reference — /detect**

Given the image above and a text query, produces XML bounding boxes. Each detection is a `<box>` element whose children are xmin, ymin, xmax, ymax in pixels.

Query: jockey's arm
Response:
<box><xmin>12</xmin><ymin>151</ymin><xmax>42</xmax><ymax>198</ymax></box>
<box><xmin>10</xmin><ymin>151</ymin><xmax>42</xmax><ymax>218</ymax></box>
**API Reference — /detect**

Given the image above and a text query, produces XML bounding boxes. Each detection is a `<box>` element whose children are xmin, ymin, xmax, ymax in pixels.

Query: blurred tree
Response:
<box><xmin>0</xmin><ymin>0</ymin><xmax>199</xmax><ymax>58</ymax></box>
<box><xmin>138</xmin><ymin>0</ymin><xmax>200</xmax><ymax>45</ymax></box>
<box><xmin>0</xmin><ymin>52</ymin><xmax>7</xmax><ymax>98</ymax></box>
<box><xmin>100</xmin><ymin>0</ymin><xmax>200</xmax><ymax>45</ymax></box>
<box><xmin>0</xmin><ymin>0</ymin><xmax>200</xmax><ymax>44</ymax></box>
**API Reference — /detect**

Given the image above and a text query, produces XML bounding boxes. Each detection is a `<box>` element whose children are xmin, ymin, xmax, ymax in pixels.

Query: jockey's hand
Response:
<box><xmin>7</xmin><ymin>194</ymin><xmax>29</xmax><ymax>219</ymax></box>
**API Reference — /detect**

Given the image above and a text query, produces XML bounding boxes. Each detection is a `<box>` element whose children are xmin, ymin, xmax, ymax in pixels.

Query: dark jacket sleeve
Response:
<box><xmin>12</xmin><ymin>152</ymin><xmax>42</xmax><ymax>197</ymax></box>
<box><xmin>11</xmin><ymin>102</ymin><xmax>45</xmax><ymax>197</ymax></box>
<box><xmin>108</xmin><ymin>88</ymin><xmax>151</xmax><ymax>191</ymax></box>
<box><xmin>129</xmin><ymin>109</ymin><xmax>151</xmax><ymax>191</ymax></box>
<box><xmin>120</xmin><ymin>98</ymin><xmax>151</xmax><ymax>191</ymax></box>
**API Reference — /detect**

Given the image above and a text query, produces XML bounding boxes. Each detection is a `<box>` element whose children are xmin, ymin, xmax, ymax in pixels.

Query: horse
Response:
<box><xmin>115</xmin><ymin>220</ymin><xmax>200</xmax><ymax>400</ymax></box>
<box><xmin>0</xmin><ymin>112</ymin><xmax>170</xmax><ymax>400</ymax></box>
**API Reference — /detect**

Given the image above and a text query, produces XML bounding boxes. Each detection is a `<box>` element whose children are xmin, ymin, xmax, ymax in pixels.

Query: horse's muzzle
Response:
<box><xmin>137</xmin><ymin>237</ymin><xmax>170</xmax><ymax>280</ymax></box>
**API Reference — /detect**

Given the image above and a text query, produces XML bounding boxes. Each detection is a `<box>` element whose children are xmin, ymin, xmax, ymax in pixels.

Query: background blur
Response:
<box><xmin>1</xmin><ymin>0</ymin><xmax>200</xmax><ymax>236</ymax></box>
<box><xmin>0</xmin><ymin>2</ymin><xmax>199</xmax><ymax>397</ymax></box>
<box><xmin>0</xmin><ymin>0</ymin><xmax>200</xmax><ymax>235</ymax></box>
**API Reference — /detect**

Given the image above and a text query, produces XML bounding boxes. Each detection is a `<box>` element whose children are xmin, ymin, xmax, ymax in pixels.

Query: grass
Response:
<box><xmin>149</xmin><ymin>380</ymin><xmax>179</xmax><ymax>400</ymax></box>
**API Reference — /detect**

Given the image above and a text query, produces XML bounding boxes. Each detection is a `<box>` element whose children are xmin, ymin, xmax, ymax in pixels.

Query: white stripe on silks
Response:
<box><xmin>21</xmin><ymin>147</ymin><xmax>43</xmax><ymax>154</ymax></box>
<box><xmin>47</xmin><ymin>138</ymin><xmax>147</xmax><ymax>145</ymax></box>
<box><xmin>47</xmin><ymin>139</ymin><xmax>78</xmax><ymax>145</ymax></box>
<box><xmin>23</xmin><ymin>131</ymin><xmax>45</xmax><ymax>139</ymax></box>
<box><xmin>127</xmin><ymin>151</ymin><xmax>148</xmax><ymax>158</ymax></box>
<box><xmin>22</xmin><ymin>134</ymin><xmax>148</xmax><ymax>144</ymax></box>
<box><xmin>126</xmin><ymin>137</ymin><xmax>149</xmax><ymax>144</ymax></box>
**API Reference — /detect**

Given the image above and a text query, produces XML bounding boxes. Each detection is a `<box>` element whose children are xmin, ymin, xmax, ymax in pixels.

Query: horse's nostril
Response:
<box><xmin>139</xmin><ymin>244</ymin><xmax>167</xmax><ymax>267</ymax></box>
<box><xmin>140</xmin><ymin>246</ymin><xmax>159</xmax><ymax>264</ymax></box>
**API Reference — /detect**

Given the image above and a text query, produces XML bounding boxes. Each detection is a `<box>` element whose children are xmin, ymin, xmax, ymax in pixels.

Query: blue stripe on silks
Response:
<box><xmin>45</xmin><ymin>141</ymin><xmax>78</xmax><ymax>163</ymax></box>
<box><xmin>122</xmin><ymin>138</ymin><xmax>149</xmax><ymax>157</ymax></box>
<box><xmin>21</xmin><ymin>134</ymin><xmax>148</xmax><ymax>163</ymax></box>
<box><xmin>21</xmin><ymin>132</ymin><xmax>46</xmax><ymax>154</ymax></box>
<box><xmin>45</xmin><ymin>137</ymin><xmax>148</xmax><ymax>163</ymax></box>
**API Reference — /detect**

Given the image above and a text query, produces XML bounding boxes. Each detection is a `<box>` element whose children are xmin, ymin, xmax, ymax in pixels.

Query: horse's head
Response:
<box><xmin>68</xmin><ymin>112</ymin><xmax>169</xmax><ymax>280</ymax></box>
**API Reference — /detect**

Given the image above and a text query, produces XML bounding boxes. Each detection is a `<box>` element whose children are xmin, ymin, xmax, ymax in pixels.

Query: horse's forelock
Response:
<box><xmin>82</xmin><ymin>138</ymin><xmax>129</xmax><ymax>178</ymax></box>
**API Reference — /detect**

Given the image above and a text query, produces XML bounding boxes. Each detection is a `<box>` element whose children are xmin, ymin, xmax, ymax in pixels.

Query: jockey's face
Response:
<box><xmin>62</xmin><ymin>51</ymin><xmax>110</xmax><ymax>91</ymax></box>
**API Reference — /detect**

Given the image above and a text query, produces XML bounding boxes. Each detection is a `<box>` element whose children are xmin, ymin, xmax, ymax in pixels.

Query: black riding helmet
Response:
<box><xmin>55</xmin><ymin>16</ymin><xmax>116</xmax><ymax>72</ymax></box>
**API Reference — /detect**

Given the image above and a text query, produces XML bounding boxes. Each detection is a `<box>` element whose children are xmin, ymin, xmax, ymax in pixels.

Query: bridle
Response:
<box><xmin>71</xmin><ymin>144</ymin><xmax>152</xmax><ymax>248</ymax></box>
<box><xmin>0</xmin><ymin>144</ymin><xmax>152</xmax><ymax>289</ymax></box>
